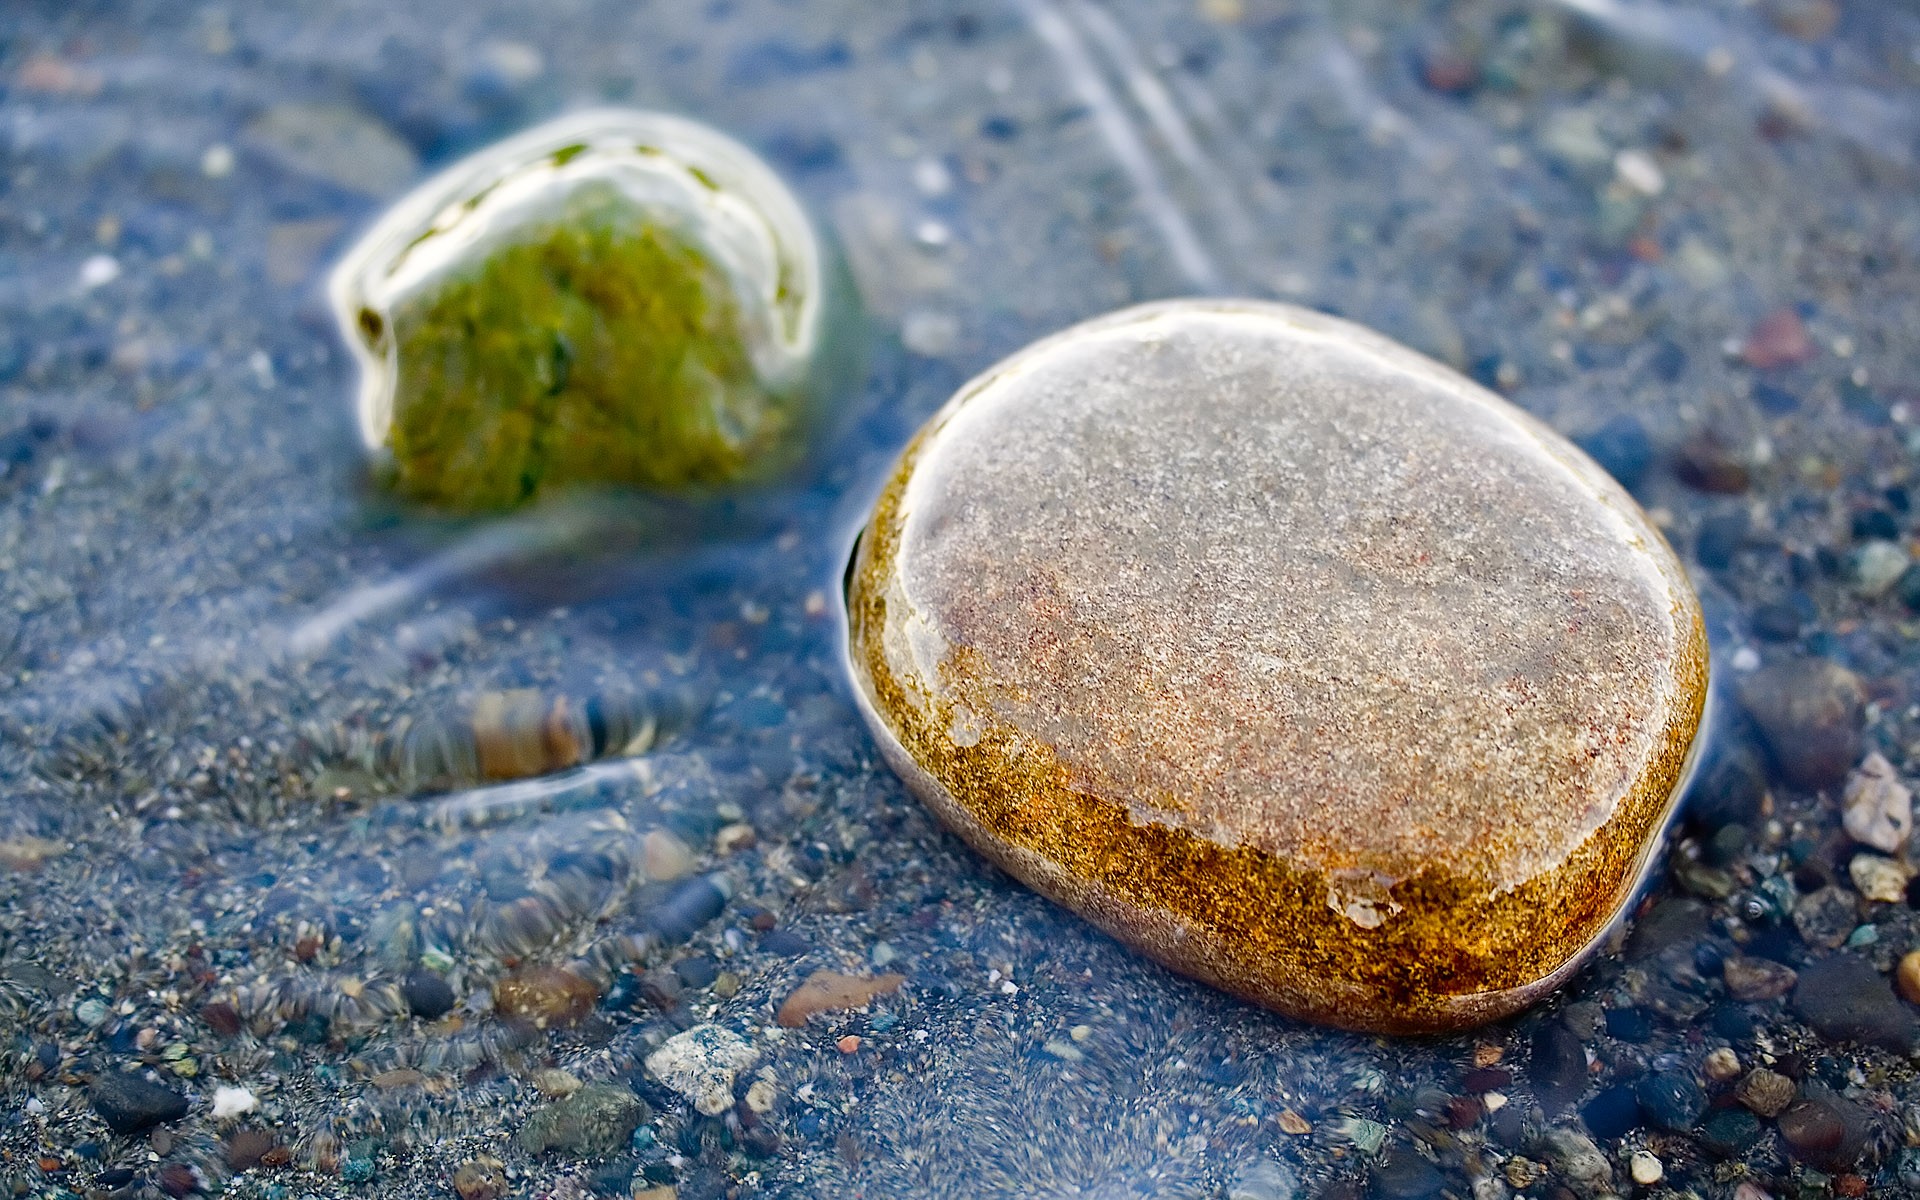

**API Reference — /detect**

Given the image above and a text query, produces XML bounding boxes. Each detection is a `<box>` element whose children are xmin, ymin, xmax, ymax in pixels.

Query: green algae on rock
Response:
<box><xmin>844</xmin><ymin>299</ymin><xmax>1708</xmax><ymax>1035</ymax></box>
<box><xmin>330</xmin><ymin>109</ymin><xmax>839</xmax><ymax>509</ymax></box>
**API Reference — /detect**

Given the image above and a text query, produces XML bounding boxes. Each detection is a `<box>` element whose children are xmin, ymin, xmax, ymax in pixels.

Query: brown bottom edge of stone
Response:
<box><xmin>854</xmin><ymin>690</ymin><xmax>1689</xmax><ymax>1036</ymax></box>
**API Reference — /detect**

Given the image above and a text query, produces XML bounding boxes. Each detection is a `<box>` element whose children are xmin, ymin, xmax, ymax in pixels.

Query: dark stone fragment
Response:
<box><xmin>1695</xmin><ymin>513</ymin><xmax>1749</xmax><ymax>569</ymax></box>
<box><xmin>88</xmin><ymin>1072</ymin><xmax>189</xmax><ymax>1135</ymax></box>
<box><xmin>646</xmin><ymin>875</ymin><xmax>730</xmax><ymax>945</ymax></box>
<box><xmin>675</xmin><ymin>956</ymin><xmax>720</xmax><ymax>989</ymax></box>
<box><xmin>1634</xmin><ymin>1070</ymin><xmax>1706</xmax><ymax>1131</ymax></box>
<box><xmin>1605</xmin><ymin>1007</ymin><xmax>1653</xmax><ymax>1042</ymax></box>
<box><xmin>1752</xmin><ymin>602</ymin><xmax>1805</xmax><ymax>642</ymax></box>
<box><xmin>200</xmin><ymin>1001</ymin><xmax>241</xmax><ymax>1037</ymax></box>
<box><xmin>1650</xmin><ymin>341</ymin><xmax>1687</xmax><ymax>382</ymax></box>
<box><xmin>1488</xmin><ymin>1098</ymin><xmax>1526</xmax><ymax>1146</ymax></box>
<box><xmin>157</xmin><ymin>1164</ymin><xmax>200</xmax><ymax>1198</ymax></box>
<box><xmin>1852</xmin><ymin>510</ymin><xmax>1901</xmax><ymax>542</ymax></box>
<box><xmin>1694</xmin><ymin>939</ymin><xmax>1727</xmax><ymax>977</ymax></box>
<box><xmin>287</xmin><ymin>1013</ymin><xmax>331</xmax><ymax>1045</ymax></box>
<box><xmin>1753</xmin><ymin>381</ymin><xmax>1799</xmax><ymax>414</ymax></box>
<box><xmin>1575</xmin><ymin>415</ymin><xmax>1653</xmax><ymax>492</ymax></box>
<box><xmin>1581</xmin><ymin>1083</ymin><xmax>1642</xmax><ymax>1140</ymax></box>
<box><xmin>1792</xmin><ymin>954</ymin><xmax>1919</xmax><ymax>1050</ymax></box>
<box><xmin>1907</xmin><ymin>872</ymin><xmax>1920</xmax><ymax>908</ymax></box>
<box><xmin>725</xmin><ymin>39</ymin><xmax>852</xmax><ymax>87</ymax></box>
<box><xmin>1686</xmin><ymin>749</ymin><xmax>1767</xmax><ymax>831</ymax></box>
<box><xmin>1675</xmin><ymin>434</ymin><xmax>1750</xmax><ymax>493</ymax></box>
<box><xmin>1462</xmin><ymin>1067</ymin><xmax>1512</xmax><ymax>1093</ymax></box>
<box><xmin>640</xmin><ymin>967</ymin><xmax>684</xmax><ymax>1009</ymax></box>
<box><xmin>1899</xmin><ymin>563</ymin><xmax>1920</xmax><ymax>612</ymax></box>
<box><xmin>1706</xmin><ymin>823</ymin><xmax>1749</xmax><ymax>865</ymax></box>
<box><xmin>764</xmin><ymin>130</ymin><xmax>843</xmax><ymax>175</ymax></box>
<box><xmin>1373</xmin><ymin>1150</ymin><xmax>1447</xmax><ymax>1198</ymax></box>
<box><xmin>226</xmin><ymin>1129</ymin><xmax>278</xmax><ymax>1171</ymax></box>
<box><xmin>741</xmin><ymin>1124</ymin><xmax>782</xmax><ymax>1157</ymax></box>
<box><xmin>1710</xmin><ymin>1004</ymin><xmax>1758</xmax><ymax>1041</ymax></box>
<box><xmin>759</xmin><ymin>929</ymin><xmax>811</xmax><ymax>957</ymax></box>
<box><xmin>1699</xmin><ymin>1107</ymin><xmax>1763</xmax><ymax>1157</ymax></box>
<box><xmin>1737</xmin><ymin>658</ymin><xmax>1864</xmax><ymax>789</ymax></box>
<box><xmin>1530</xmin><ymin>1021</ymin><xmax>1588</xmax><ymax>1112</ymax></box>
<box><xmin>979</xmin><ymin>115</ymin><xmax>1020</xmax><ymax>141</ymax></box>
<box><xmin>96</xmin><ymin>1169</ymin><xmax>137</xmax><ymax>1187</ymax></box>
<box><xmin>1626</xmin><ymin>897</ymin><xmax>1709</xmax><ymax>958</ymax></box>
<box><xmin>402</xmin><ymin>969</ymin><xmax>455</xmax><ymax>1019</ymax></box>
<box><xmin>1777</xmin><ymin>1098</ymin><xmax>1848</xmax><ymax>1163</ymax></box>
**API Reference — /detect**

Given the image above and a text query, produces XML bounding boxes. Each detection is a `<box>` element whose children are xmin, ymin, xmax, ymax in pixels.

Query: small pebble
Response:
<box><xmin>1849</xmin><ymin>853</ymin><xmax>1908</xmax><ymax>903</ymax></box>
<box><xmin>87</xmin><ymin>1072</ymin><xmax>189</xmax><ymax>1135</ymax></box>
<box><xmin>1628</xmin><ymin>1150</ymin><xmax>1663</xmax><ymax>1186</ymax></box>
<box><xmin>401</xmin><ymin>968</ymin><xmax>456</xmax><ymax>1020</ymax></box>
<box><xmin>517</xmin><ymin>1083</ymin><xmax>648</xmax><ymax>1157</ymax></box>
<box><xmin>1741</xmin><ymin>308</ymin><xmax>1816</xmax><ymax>370</ymax></box>
<box><xmin>1792</xmin><ymin>885</ymin><xmax>1860</xmax><ymax>950</ymax></box>
<box><xmin>1635</xmin><ymin>1069</ymin><xmax>1706</xmax><ymax>1132</ymax></box>
<box><xmin>492</xmin><ymin>965</ymin><xmax>598</xmax><ymax>1029</ymax></box>
<box><xmin>1895</xmin><ymin>949</ymin><xmax>1920</xmax><ymax>1005</ymax></box>
<box><xmin>1737</xmin><ymin>1068</ymin><xmax>1797</xmax><ymax>1118</ymax></box>
<box><xmin>1723</xmin><ymin>955</ymin><xmax>1797</xmax><ymax>1001</ymax></box>
<box><xmin>775</xmin><ymin>969</ymin><xmax>905</xmax><ymax>1027</ymax></box>
<box><xmin>1843</xmin><ymin>753</ymin><xmax>1912</xmax><ymax>853</ymax></box>
<box><xmin>1738</xmin><ymin>658</ymin><xmax>1864</xmax><ymax>789</ymax></box>
<box><xmin>1703</xmin><ymin>1046</ymin><xmax>1742</xmax><ymax>1082</ymax></box>
<box><xmin>452</xmin><ymin>1161</ymin><xmax>508</xmax><ymax>1200</ymax></box>
<box><xmin>210</xmin><ymin>1085</ymin><xmax>257</xmax><ymax>1119</ymax></box>
<box><xmin>1791</xmin><ymin>953</ymin><xmax>1920</xmax><ymax>1050</ymax></box>
<box><xmin>645</xmin><ymin>1024</ymin><xmax>757</xmax><ymax>1116</ymax></box>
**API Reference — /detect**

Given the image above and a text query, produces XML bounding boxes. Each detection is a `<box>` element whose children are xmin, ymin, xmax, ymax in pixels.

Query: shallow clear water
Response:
<box><xmin>3</xmin><ymin>1</ymin><xmax>1920</xmax><ymax>1197</ymax></box>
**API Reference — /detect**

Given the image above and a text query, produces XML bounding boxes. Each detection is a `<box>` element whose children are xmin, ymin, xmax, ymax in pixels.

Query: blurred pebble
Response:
<box><xmin>1792</xmin><ymin>886</ymin><xmax>1859</xmax><ymax>950</ymax></box>
<box><xmin>244</xmin><ymin>102</ymin><xmax>418</xmax><ymax>196</ymax></box>
<box><xmin>1628</xmin><ymin>1150</ymin><xmax>1662</xmax><ymax>1185</ymax></box>
<box><xmin>1842</xmin><ymin>753</ymin><xmax>1912</xmax><ymax>852</ymax></box>
<box><xmin>775</xmin><ymin>969</ymin><xmax>905</xmax><ymax>1027</ymax></box>
<box><xmin>1529</xmin><ymin>1021</ymin><xmax>1588</xmax><ymax>1112</ymax></box>
<box><xmin>1897</xmin><ymin>950</ymin><xmax>1920</xmax><ymax>1005</ymax></box>
<box><xmin>87</xmin><ymin>1072</ymin><xmax>188</xmax><ymax>1135</ymax></box>
<box><xmin>1227</xmin><ymin>1155</ymin><xmax>1299</xmax><ymax>1200</ymax></box>
<box><xmin>1538</xmin><ymin>1128</ymin><xmax>1612</xmax><ymax>1193</ymax></box>
<box><xmin>1849</xmin><ymin>853</ymin><xmax>1908</xmax><ymax>903</ymax></box>
<box><xmin>1574</xmin><ymin>415</ymin><xmax>1654</xmax><ymax>492</ymax></box>
<box><xmin>1851</xmin><ymin>540</ymin><xmax>1909</xmax><ymax>597</ymax></box>
<box><xmin>1703</xmin><ymin>1046</ymin><xmax>1742</xmax><ymax>1082</ymax></box>
<box><xmin>1737</xmin><ymin>1068</ymin><xmax>1797</xmax><ymax>1117</ymax></box>
<box><xmin>401</xmin><ymin>968</ymin><xmax>455</xmax><ymax>1019</ymax></box>
<box><xmin>1635</xmin><ymin>1069</ymin><xmax>1706</xmax><ymax>1131</ymax></box>
<box><xmin>646</xmin><ymin>1024</ymin><xmax>757</xmax><ymax>1116</ymax></box>
<box><xmin>1742</xmin><ymin>308</ymin><xmax>1816</xmax><ymax>370</ymax></box>
<box><xmin>492</xmin><ymin>965</ymin><xmax>598</xmax><ymax>1030</ymax></box>
<box><xmin>643</xmin><ymin>829</ymin><xmax>697</xmax><ymax>882</ymax></box>
<box><xmin>517</xmin><ymin>1083</ymin><xmax>647</xmax><ymax>1157</ymax></box>
<box><xmin>1737</xmin><ymin>658</ymin><xmax>1863</xmax><ymax>789</ymax></box>
<box><xmin>1724</xmin><ymin>956</ymin><xmax>1797</xmax><ymax>1001</ymax></box>
<box><xmin>1674</xmin><ymin>431</ymin><xmax>1751</xmax><ymax>493</ymax></box>
<box><xmin>451</xmin><ymin>1161</ymin><xmax>507</xmax><ymax>1200</ymax></box>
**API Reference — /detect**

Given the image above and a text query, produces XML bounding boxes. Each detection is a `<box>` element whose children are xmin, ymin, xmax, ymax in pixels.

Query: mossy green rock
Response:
<box><xmin>331</xmin><ymin>109</ymin><xmax>840</xmax><ymax>509</ymax></box>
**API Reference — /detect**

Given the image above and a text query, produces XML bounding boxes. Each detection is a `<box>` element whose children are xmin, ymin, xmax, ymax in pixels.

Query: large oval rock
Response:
<box><xmin>844</xmin><ymin>300</ymin><xmax>1708</xmax><ymax>1033</ymax></box>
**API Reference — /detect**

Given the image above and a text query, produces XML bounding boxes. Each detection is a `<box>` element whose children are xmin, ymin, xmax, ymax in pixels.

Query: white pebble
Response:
<box><xmin>1844</xmin><ymin>752</ymin><xmax>1913</xmax><ymax>853</ymax></box>
<box><xmin>211</xmin><ymin>1085</ymin><xmax>258</xmax><ymax>1119</ymax></box>
<box><xmin>201</xmin><ymin>144</ymin><xmax>235</xmax><ymax>179</ymax></box>
<box><xmin>1629</xmin><ymin>1150</ymin><xmax>1663</xmax><ymax>1185</ymax></box>
<box><xmin>78</xmin><ymin>254</ymin><xmax>121</xmax><ymax>290</ymax></box>
<box><xmin>1614</xmin><ymin>149</ymin><xmax>1665</xmax><ymax>196</ymax></box>
<box><xmin>912</xmin><ymin>157</ymin><xmax>952</xmax><ymax>197</ymax></box>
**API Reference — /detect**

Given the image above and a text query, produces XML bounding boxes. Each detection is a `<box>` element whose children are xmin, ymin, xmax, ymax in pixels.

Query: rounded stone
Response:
<box><xmin>843</xmin><ymin>299</ymin><xmax>1708</xmax><ymax>1033</ymax></box>
<box><xmin>330</xmin><ymin>109</ymin><xmax>846</xmax><ymax>510</ymax></box>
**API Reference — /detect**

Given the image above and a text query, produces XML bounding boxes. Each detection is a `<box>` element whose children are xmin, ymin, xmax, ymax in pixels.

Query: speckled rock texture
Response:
<box><xmin>845</xmin><ymin>299</ymin><xmax>1709</xmax><ymax>1033</ymax></box>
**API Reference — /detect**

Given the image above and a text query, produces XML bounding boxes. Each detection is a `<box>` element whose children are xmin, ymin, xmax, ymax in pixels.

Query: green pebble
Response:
<box><xmin>331</xmin><ymin>109</ymin><xmax>850</xmax><ymax>511</ymax></box>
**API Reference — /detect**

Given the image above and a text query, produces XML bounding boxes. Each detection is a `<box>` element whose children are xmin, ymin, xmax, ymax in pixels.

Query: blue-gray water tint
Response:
<box><xmin>2</xmin><ymin>1</ymin><xmax>1919</xmax><ymax>1197</ymax></box>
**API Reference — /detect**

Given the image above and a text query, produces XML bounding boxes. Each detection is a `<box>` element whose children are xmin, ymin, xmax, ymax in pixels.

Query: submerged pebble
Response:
<box><xmin>331</xmin><ymin>108</ymin><xmax>846</xmax><ymax>509</ymax></box>
<box><xmin>844</xmin><ymin>299</ymin><xmax>1707</xmax><ymax>1033</ymax></box>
